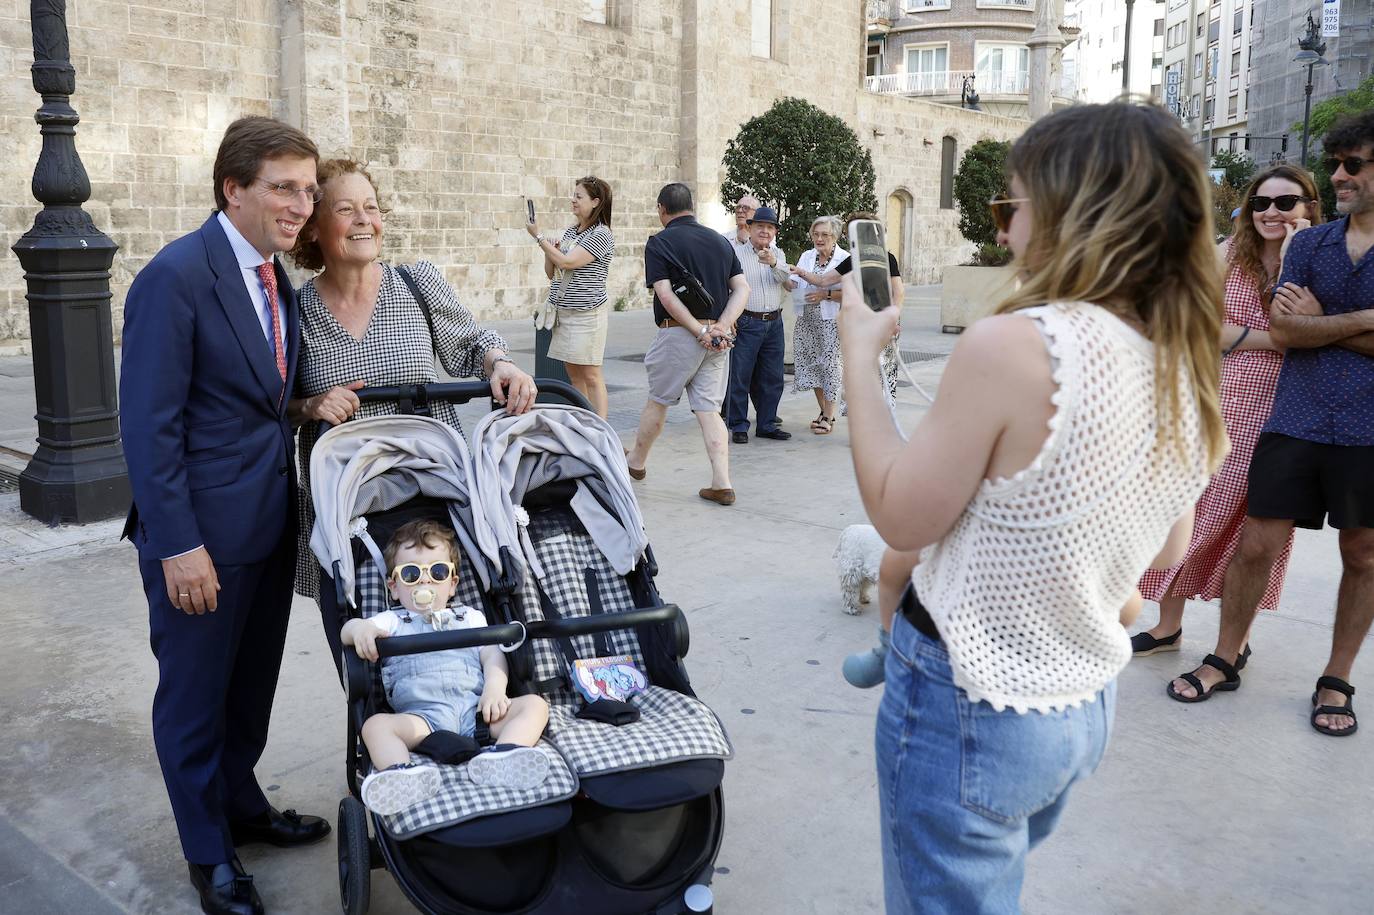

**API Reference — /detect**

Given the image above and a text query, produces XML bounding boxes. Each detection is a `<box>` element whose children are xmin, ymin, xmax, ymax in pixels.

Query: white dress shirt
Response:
<box><xmin>216</xmin><ymin>210</ymin><xmax>287</xmax><ymax>352</ymax></box>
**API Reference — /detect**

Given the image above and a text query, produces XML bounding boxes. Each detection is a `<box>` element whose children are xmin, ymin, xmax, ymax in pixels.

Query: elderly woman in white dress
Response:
<box><xmin>789</xmin><ymin>216</ymin><xmax>849</xmax><ymax>434</ymax></box>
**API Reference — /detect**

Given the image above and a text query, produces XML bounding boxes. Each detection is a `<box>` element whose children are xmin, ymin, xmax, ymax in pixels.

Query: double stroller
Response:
<box><xmin>309</xmin><ymin>381</ymin><xmax>733</xmax><ymax>914</ymax></box>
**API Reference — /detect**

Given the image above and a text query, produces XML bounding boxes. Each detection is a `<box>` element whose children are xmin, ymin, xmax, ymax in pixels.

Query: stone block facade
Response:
<box><xmin>0</xmin><ymin>0</ymin><xmax>1022</xmax><ymax>346</ymax></box>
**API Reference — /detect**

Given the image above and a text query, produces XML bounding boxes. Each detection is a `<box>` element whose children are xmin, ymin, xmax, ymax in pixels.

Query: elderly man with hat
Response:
<box><xmin>726</xmin><ymin>205</ymin><xmax>794</xmax><ymax>443</ymax></box>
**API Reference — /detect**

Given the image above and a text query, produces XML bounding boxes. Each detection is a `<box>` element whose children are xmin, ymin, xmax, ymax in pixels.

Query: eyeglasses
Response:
<box><xmin>1249</xmin><ymin>194</ymin><xmax>1313</xmax><ymax>213</ymax></box>
<box><xmin>1323</xmin><ymin>156</ymin><xmax>1366</xmax><ymax>178</ymax></box>
<box><xmin>254</xmin><ymin>177</ymin><xmax>324</xmax><ymax>203</ymax></box>
<box><xmin>988</xmin><ymin>194</ymin><xmax>1030</xmax><ymax>233</ymax></box>
<box><xmin>390</xmin><ymin>561</ymin><xmax>454</xmax><ymax>585</ymax></box>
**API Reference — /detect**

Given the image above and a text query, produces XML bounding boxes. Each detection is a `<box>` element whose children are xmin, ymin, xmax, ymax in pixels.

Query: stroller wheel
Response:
<box><xmin>337</xmin><ymin>796</ymin><xmax>371</xmax><ymax>915</ymax></box>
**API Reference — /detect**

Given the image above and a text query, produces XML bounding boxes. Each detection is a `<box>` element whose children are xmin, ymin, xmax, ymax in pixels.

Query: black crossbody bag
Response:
<box><xmin>651</xmin><ymin>237</ymin><xmax>715</xmax><ymax>320</ymax></box>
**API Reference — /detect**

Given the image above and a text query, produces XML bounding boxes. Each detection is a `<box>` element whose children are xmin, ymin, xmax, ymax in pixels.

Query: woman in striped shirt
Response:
<box><xmin>526</xmin><ymin>176</ymin><xmax>615</xmax><ymax>417</ymax></box>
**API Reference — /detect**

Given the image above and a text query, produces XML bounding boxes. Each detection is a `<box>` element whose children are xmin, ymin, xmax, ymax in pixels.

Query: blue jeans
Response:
<box><xmin>876</xmin><ymin>613</ymin><xmax>1117</xmax><ymax>914</ymax></box>
<box><xmin>725</xmin><ymin>314</ymin><xmax>784</xmax><ymax>433</ymax></box>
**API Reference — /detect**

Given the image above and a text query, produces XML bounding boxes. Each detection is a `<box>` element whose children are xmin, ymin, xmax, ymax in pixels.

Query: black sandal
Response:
<box><xmin>1235</xmin><ymin>644</ymin><xmax>1252</xmax><ymax>672</ymax></box>
<box><xmin>1167</xmin><ymin>653</ymin><xmax>1241</xmax><ymax>703</ymax></box>
<box><xmin>1131</xmin><ymin>628</ymin><xmax>1181</xmax><ymax>655</ymax></box>
<box><xmin>1310</xmin><ymin>676</ymin><xmax>1358</xmax><ymax>737</ymax></box>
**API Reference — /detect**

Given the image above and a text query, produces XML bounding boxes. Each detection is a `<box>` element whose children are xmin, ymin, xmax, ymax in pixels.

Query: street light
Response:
<box><xmin>961</xmin><ymin>75</ymin><xmax>981</xmax><ymax>111</ymax></box>
<box><xmin>1294</xmin><ymin>12</ymin><xmax>1328</xmax><ymax>168</ymax></box>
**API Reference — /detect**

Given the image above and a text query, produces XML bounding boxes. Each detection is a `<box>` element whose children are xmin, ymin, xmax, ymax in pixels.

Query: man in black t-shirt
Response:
<box><xmin>624</xmin><ymin>183</ymin><xmax>750</xmax><ymax>505</ymax></box>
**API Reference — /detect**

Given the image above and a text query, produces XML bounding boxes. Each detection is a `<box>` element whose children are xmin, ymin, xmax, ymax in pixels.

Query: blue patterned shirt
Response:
<box><xmin>1265</xmin><ymin>217</ymin><xmax>1374</xmax><ymax>445</ymax></box>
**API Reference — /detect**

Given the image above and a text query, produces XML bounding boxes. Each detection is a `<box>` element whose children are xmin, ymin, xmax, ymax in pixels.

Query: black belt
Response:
<box><xmin>740</xmin><ymin>310</ymin><xmax>782</xmax><ymax>321</ymax></box>
<box><xmin>899</xmin><ymin>584</ymin><xmax>942</xmax><ymax>642</ymax></box>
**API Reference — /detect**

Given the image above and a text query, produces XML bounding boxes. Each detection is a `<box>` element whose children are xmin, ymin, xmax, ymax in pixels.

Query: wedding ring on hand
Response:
<box><xmin>178</xmin><ymin>592</ymin><xmax>190</xmax><ymax>597</ymax></box>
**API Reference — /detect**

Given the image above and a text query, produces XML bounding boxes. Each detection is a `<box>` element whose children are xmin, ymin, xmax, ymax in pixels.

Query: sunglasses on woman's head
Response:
<box><xmin>1249</xmin><ymin>194</ymin><xmax>1312</xmax><ymax>213</ymax></box>
<box><xmin>1324</xmin><ymin>155</ymin><xmax>1366</xmax><ymax>177</ymax></box>
<box><xmin>391</xmin><ymin>561</ymin><xmax>454</xmax><ymax>585</ymax></box>
<box><xmin>988</xmin><ymin>194</ymin><xmax>1030</xmax><ymax>233</ymax></box>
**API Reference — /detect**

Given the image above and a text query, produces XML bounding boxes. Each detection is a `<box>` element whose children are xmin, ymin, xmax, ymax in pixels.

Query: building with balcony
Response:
<box><xmin>1160</xmin><ymin>0</ymin><xmax>1267</xmax><ymax>159</ymax></box>
<box><xmin>865</xmin><ymin>0</ymin><xmax>1078</xmax><ymax>117</ymax></box>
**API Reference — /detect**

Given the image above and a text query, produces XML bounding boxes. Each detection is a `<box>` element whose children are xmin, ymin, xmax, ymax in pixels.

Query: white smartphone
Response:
<box><xmin>847</xmin><ymin>220</ymin><xmax>892</xmax><ymax>313</ymax></box>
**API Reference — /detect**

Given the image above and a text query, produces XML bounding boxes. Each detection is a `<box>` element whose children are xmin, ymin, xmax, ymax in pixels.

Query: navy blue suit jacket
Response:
<box><xmin>120</xmin><ymin>214</ymin><xmax>300</xmax><ymax>566</ymax></box>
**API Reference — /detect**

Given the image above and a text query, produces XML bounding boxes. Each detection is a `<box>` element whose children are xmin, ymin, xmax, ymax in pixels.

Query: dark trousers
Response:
<box><xmin>726</xmin><ymin>313</ymin><xmax>785</xmax><ymax>433</ymax></box>
<box><xmin>141</xmin><ymin>537</ymin><xmax>294</xmax><ymax>865</ymax></box>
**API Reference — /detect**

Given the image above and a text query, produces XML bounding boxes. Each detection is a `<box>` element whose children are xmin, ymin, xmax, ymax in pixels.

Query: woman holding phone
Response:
<box><xmin>526</xmin><ymin>177</ymin><xmax>615</xmax><ymax>417</ymax></box>
<box><xmin>839</xmin><ymin>101</ymin><xmax>1223</xmax><ymax>911</ymax></box>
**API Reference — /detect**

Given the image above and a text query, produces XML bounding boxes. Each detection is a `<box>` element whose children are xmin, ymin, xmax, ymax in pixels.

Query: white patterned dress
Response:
<box><xmin>293</xmin><ymin>260</ymin><xmax>507</xmax><ymax>600</ymax></box>
<box><xmin>791</xmin><ymin>246</ymin><xmax>846</xmax><ymax>402</ymax></box>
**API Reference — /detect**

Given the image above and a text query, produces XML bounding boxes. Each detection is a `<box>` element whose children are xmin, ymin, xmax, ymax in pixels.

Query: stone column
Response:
<box><xmin>1027</xmin><ymin>0</ymin><xmax>1065</xmax><ymax>120</ymax></box>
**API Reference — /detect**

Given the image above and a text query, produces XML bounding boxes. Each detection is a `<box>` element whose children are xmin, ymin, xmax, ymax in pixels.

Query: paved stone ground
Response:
<box><xmin>0</xmin><ymin>290</ymin><xmax>1368</xmax><ymax>914</ymax></box>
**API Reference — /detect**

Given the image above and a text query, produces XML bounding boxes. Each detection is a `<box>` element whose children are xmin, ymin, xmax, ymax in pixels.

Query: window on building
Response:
<box><xmin>582</xmin><ymin>0</ymin><xmax>608</xmax><ymax>23</ymax></box>
<box><xmin>940</xmin><ymin>137</ymin><xmax>956</xmax><ymax>210</ymax></box>
<box><xmin>1154</xmin><ymin>18</ymin><xmax>1164</xmax><ymax>36</ymax></box>
<box><xmin>1208</xmin><ymin>45</ymin><xmax>1219</xmax><ymax>79</ymax></box>
<box><xmin>1113</xmin><ymin>26</ymin><xmax>1120</xmax><ymax>42</ymax></box>
<box><xmin>1227</xmin><ymin>93</ymin><xmax>1238</xmax><ymax>118</ymax></box>
<box><xmin>977</xmin><ymin>43</ymin><xmax>1030</xmax><ymax>93</ymax></box>
<box><xmin>905</xmin><ymin>44</ymin><xmax>949</xmax><ymax>91</ymax></box>
<box><xmin>1204</xmin><ymin>97</ymin><xmax>1214</xmax><ymax>121</ymax></box>
<box><xmin>867</xmin><ymin>43</ymin><xmax>883</xmax><ymax>78</ymax></box>
<box><xmin>907</xmin><ymin>0</ymin><xmax>952</xmax><ymax>9</ymax></box>
<box><xmin>751</xmin><ymin>0</ymin><xmax>772</xmax><ymax>58</ymax></box>
<box><xmin>1231</xmin><ymin>49</ymin><xmax>1241</xmax><ymax>74</ymax></box>
<box><xmin>1208</xmin><ymin>18</ymin><xmax>1219</xmax><ymax>42</ymax></box>
<box><xmin>1193</xmin><ymin>52</ymin><xmax>1202</xmax><ymax>77</ymax></box>
<box><xmin>1232</xmin><ymin>8</ymin><xmax>1243</xmax><ymax>33</ymax></box>
<box><xmin>1196</xmin><ymin>12</ymin><xmax>1205</xmax><ymax>37</ymax></box>
<box><xmin>1191</xmin><ymin>92</ymin><xmax>1201</xmax><ymax>115</ymax></box>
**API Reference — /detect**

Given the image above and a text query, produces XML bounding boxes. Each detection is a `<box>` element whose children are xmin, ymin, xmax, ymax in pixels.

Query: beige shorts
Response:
<box><xmin>644</xmin><ymin>326</ymin><xmax>729</xmax><ymax>413</ymax></box>
<box><xmin>548</xmin><ymin>305</ymin><xmax>608</xmax><ymax>366</ymax></box>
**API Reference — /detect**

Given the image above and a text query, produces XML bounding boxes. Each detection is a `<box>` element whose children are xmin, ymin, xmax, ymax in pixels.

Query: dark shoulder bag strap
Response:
<box><xmin>395</xmin><ymin>264</ymin><xmax>438</xmax><ymax>355</ymax></box>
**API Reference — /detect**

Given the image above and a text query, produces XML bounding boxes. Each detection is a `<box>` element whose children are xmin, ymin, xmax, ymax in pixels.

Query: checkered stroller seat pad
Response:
<box><xmin>520</xmin><ymin>510</ymin><xmax>734</xmax><ymax>777</ymax></box>
<box><xmin>352</xmin><ymin>545</ymin><xmax>579</xmax><ymax>839</ymax></box>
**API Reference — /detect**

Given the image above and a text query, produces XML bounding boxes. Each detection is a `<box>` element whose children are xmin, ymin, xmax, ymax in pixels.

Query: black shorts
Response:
<box><xmin>1248</xmin><ymin>432</ymin><xmax>1374</xmax><ymax>530</ymax></box>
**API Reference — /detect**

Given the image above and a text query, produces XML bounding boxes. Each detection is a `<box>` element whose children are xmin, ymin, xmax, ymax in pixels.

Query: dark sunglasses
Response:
<box><xmin>988</xmin><ymin>194</ymin><xmax>1030</xmax><ymax>233</ymax></box>
<box><xmin>1323</xmin><ymin>155</ymin><xmax>1366</xmax><ymax>177</ymax></box>
<box><xmin>1248</xmin><ymin>194</ymin><xmax>1312</xmax><ymax>213</ymax></box>
<box><xmin>391</xmin><ymin>561</ymin><xmax>454</xmax><ymax>585</ymax></box>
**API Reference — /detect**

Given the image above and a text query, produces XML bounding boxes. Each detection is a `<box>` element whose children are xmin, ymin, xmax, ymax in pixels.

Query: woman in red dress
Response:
<box><xmin>1133</xmin><ymin>165</ymin><xmax>1322</xmax><ymax>657</ymax></box>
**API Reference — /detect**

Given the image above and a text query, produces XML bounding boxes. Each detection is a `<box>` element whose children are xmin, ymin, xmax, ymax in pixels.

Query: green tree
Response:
<box><xmin>720</xmin><ymin>97</ymin><xmax>877</xmax><ymax>257</ymax></box>
<box><xmin>1211</xmin><ymin>149</ymin><xmax>1255</xmax><ymax>190</ymax></box>
<box><xmin>1291</xmin><ymin>72</ymin><xmax>1374</xmax><ymax>216</ymax></box>
<box><xmin>952</xmin><ymin>138</ymin><xmax>1011</xmax><ymax>265</ymax></box>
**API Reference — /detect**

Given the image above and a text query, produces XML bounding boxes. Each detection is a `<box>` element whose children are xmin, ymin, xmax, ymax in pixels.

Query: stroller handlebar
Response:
<box><xmin>526</xmin><ymin>603</ymin><xmax>681</xmax><ymax>640</ymax></box>
<box><xmin>315</xmin><ymin>378</ymin><xmax>594</xmax><ymax>437</ymax></box>
<box><xmin>375</xmin><ymin>622</ymin><xmax>528</xmax><ymax>658</ymax></box>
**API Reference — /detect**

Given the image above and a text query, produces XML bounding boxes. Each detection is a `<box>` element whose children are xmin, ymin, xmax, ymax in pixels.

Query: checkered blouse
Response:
<box><xmin>292</xmin><ymin>260</ymin><xmax>507</xmax><ymax>600</ymax></box>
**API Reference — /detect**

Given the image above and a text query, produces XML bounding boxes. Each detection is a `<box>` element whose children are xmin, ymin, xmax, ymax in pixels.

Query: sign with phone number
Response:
<box><xmin>1323</xmin><ymin>0</ymin><xmax>1340</xmax><ymax>38</ymax></box>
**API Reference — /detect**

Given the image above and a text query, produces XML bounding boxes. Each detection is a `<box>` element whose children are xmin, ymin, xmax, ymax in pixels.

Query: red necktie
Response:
<box><xmin>255</xmin><ymin>261</ymin><xmax>287</xmax><ymax>384</ymax></box>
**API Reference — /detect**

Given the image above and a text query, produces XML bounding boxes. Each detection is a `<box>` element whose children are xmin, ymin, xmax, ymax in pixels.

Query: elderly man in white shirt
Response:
<box><xmin>725</xmin><ymin>206</ymin><xmax>795</xmax><ymax>443</ymax></box>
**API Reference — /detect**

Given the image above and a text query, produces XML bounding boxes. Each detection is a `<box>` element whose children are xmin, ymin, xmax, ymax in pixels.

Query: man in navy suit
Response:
<box><xmin>120</xmin><ymin>116</ymin><xmax>329</xmax><ymax>915</ymax></box>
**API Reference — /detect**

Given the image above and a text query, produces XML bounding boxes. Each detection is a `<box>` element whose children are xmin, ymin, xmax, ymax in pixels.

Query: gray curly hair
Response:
<box><xmin>810</xmin><ymin>214</ymin><xmax>842</xmax><ymax>238</ymax></box>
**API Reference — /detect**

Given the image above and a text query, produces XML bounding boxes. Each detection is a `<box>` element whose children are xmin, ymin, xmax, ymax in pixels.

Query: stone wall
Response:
<box><xmin>0</xmin><ymin>0</ymin><xmax>1023</xmax><ymax>347</ymax></box>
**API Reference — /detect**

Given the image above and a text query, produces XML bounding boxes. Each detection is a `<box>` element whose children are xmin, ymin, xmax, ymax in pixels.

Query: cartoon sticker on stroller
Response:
<box><xmin>572</xmin><ymin>655</ymin><xmax>648</xmax><ymax>703</ymax></box>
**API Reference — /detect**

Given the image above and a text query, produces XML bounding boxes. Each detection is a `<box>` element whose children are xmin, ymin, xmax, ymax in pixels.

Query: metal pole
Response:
<box><xmin>1300</xmin><ymin>61</ymin><xmax>1315</xmax><ymax>167</ymax></box>
<box><xmin>11</xmin><ymin>0</ymin><xmax>128</xmax><ymax>523</ymax></box>
<box><xmin>1122</xmin><ymin>0</ymin><xmax>1136</xmax><ymax>91</ymax></box>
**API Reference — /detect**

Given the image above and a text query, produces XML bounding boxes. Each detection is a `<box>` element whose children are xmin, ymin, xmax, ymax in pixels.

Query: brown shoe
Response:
<box><xmin>624</xmin><ymin>449</ymin><xmax>646</xmax><ymax>481</ymax></box>
<box><xmin>698</xmin><ymin>487</ymin><xmax>735</xmax><ymax>506</ymax></box>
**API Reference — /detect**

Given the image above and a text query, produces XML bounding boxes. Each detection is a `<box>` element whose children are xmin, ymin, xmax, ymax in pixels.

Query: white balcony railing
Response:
<box><xmin>976</xmin><ymin>0</ymin><xmax>1033</xmax><ymax>8</ymax></box>
<box><xmin>905</xmin><ymin>0</ymin><xmax>951</xmax><ymax>11</ymax></box>
<box><xmin>863</xmin><ymin>69</ymin><xmax>1034</xmax><ymax>97</ymax></box>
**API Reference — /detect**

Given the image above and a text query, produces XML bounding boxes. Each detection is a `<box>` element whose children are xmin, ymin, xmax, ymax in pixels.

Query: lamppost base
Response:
<box><xmin>19</xmin><ymin>444</ymin><xmax>130</xmax><ymax>525</ymax></box>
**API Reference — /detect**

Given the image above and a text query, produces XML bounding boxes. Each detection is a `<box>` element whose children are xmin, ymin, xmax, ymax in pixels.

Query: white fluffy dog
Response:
<box><xmin>833</xmin><ymin>524</ymin><xmax>887</xmax><ymax>615</ymax></box>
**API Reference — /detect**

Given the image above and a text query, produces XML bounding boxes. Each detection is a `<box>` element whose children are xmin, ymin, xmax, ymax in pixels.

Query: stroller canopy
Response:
<box><xmin>471</xmin><ymin>404</ymin><xmax>648</xmax><ymax>582</ymax></box>
<box><xmin>309</xmin><ymin>415</ymin><xmax>498</xmax><ymax>603</ymax></box>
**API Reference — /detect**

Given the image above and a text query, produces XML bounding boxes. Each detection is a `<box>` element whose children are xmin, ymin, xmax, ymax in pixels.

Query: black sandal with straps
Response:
<box><xmin>1311</xmin><ymin>676</ymin><xmax>1358</xmax><ymax>737</ymax></box>
<box><xmin>1167</xmin><ymin>653</ymin><xmax>1241</xmax><ymax>703</ymax></box>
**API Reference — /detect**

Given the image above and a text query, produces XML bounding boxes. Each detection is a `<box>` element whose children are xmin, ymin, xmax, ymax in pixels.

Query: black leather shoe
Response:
<box><xmin>229</xmin><ymin>806</ymin><xmax>331</xmax><ymax>848</ymax></box>
<box><xmin>187</xmin><ymin>858</ymin><xmax>264</xmax><ymax>915</ymax></box>
<box><xmin>757</xmin><ymin>428</ymin><xmax>792</xmax><ymax>441</ymax></box>
<box><xmin>731</xmin><ymin>431</ymin><xmax>748</xmax><ymax>444</ymax></box>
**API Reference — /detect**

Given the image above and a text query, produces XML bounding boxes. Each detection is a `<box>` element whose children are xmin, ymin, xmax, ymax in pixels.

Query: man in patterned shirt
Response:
<box><xmin>1170</xmin><ymin>112</ymin><xmax>1374</xmax><ymax>737</ymax></box>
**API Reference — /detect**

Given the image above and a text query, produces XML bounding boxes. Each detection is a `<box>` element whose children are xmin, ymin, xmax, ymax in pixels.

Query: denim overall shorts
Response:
<box><xmin>380</xmin><ymin>609</ymin><xmax>485</xmax><ymax>737</ymax></box>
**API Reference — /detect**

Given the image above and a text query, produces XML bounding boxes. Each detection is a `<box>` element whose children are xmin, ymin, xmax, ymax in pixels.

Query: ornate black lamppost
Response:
<box><xmin>1294</xmin><ymin>12</ymin><xmax>1328</xmax><ymax>168</ymax></box>
<box><xmin>12</xmin><ymin>1</ymin><xmax>128</xmax><ymax>523</ymax></box>
<box><xmin>961</xmin><ymin>75</ymin><xmax>981</xmax><ymax>111</ymax></box>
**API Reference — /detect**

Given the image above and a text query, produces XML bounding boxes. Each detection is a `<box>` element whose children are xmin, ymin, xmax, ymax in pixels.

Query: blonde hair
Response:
<box><xmin>996</xmin><ymin>100</ymin><xmax>1226</xmax><ymax>471</ymax></box>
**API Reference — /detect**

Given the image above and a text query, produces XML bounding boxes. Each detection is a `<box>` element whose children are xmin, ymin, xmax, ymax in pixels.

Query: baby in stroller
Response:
<box><xmin>343</xmin><ymin>519</ymin><xmax>551</xmax><ymax>815</ymax></box>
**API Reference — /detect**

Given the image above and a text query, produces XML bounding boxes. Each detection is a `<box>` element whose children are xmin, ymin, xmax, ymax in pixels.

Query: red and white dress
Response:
<box><xmin>1138</xmin><ymin>263</ymin><xmax>1295</xmax><ymax>610</ymax></box>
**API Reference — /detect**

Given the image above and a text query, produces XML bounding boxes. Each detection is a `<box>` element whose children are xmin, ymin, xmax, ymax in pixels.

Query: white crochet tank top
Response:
<box><xmin>913</xmin><ymin>302</ymin><xmax>1211</xmax><ymax>713</ymax></box>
